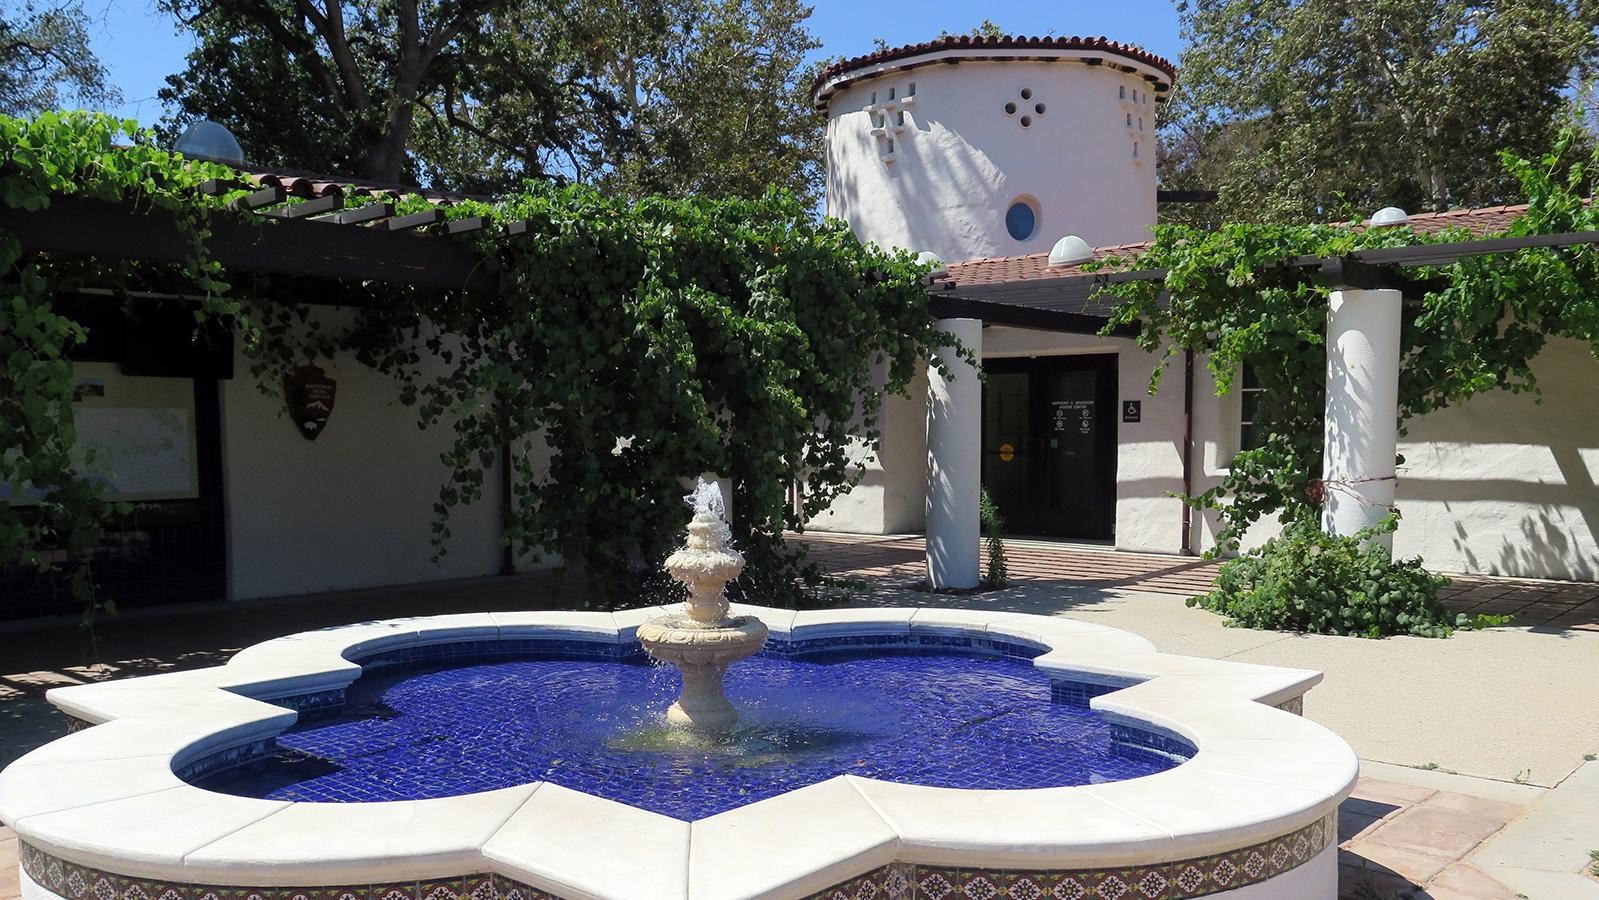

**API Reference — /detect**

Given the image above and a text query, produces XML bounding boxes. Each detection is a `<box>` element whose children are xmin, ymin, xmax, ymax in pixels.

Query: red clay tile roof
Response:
<box><xmin>941</xmin><ymin>241</ymin><xmax>1151</xmax><ymax>287</ymax></box>
<box><xmin>1402</xmin><ymin>204</ymin><xmax>1529</xmax><ymax>237</ymax></box>
<box><xmin>241</xmin><ymin>165</ymin><xmax>483</xmax><ymax>206</ymax></box>
<box><xmin>936</xmin><ymin>204</ymin><xmax>1535</xmax><ymax>289</ymax></box>
<box><xmin>812</xmin><ymin>35</ymin><xmax>1177</xmax><ymax>109</ymax></box>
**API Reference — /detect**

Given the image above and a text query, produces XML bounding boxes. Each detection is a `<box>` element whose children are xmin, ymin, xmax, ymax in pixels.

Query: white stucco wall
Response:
<box><xmin>1394</xmin><ymin>337</ymin><xmax>1599</xmax><ymax>581</ymax></box>
<box><xmin>814</xmin><ymin>44</ymin><xmax>1597</xmax><ymax>582</ymax></box>
<box><xmin>818</xmin><ymin>325</ymin><xmax>1595</xmax><ymax>581</ymax></box>
<box><xmin>806</xmin><ymin>364</ymin><xmax>930</xmax><ymax>535</ymax></box>
<box><xmin>1191</xmin><ymin>338</ymin><xmax>1599</xmax><ymax>580</ymax></box>
<box><xmin>221</xmin><ymin>313</ymin><xmax>505</xmax><ymax>600</ymax></box>
<box><xmin>823</xmin><ymin>56</ymin><xmax>1160</xmax><ymax>261</ymax></box>
<box><xmin>882</xmin><ymin>365</ymin><xmax>933</xmax><ymax>532</ymax></box>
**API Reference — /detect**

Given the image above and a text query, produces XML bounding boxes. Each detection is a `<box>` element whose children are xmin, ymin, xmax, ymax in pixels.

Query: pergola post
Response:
<box><xmin>926</xmin><ymin>317</ymin><xmax>983</xmax><ymax>589</ymax></box>
<box><xmin>1322</xmin><ymin>287</ymin><xmax>1402</xmax><ymax>549</ymax></box>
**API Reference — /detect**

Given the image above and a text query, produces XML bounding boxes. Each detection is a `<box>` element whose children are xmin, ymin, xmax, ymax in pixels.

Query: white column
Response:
<box><xmin>1322</xmin><ymin>288</ymin><xmax>1401</xmax><ymax>549</ymax></box>
<box><xmin>926</xmin><ymin>318</ymin><xmax>982</xmax><ymax>588</ymax></box>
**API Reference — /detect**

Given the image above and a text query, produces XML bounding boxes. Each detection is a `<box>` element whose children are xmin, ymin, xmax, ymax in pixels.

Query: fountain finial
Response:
<box><xmin>687</xmin><ymin>478</ymin><xmax>726</xmax><ymax>519</ymax></box>
<box><xmin>666</xmin><ymin>478</ymin><xmax>743</xmax><ymax>625</ymax></box>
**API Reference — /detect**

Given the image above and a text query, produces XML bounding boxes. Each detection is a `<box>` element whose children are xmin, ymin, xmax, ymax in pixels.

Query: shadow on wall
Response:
<box><xmin>827</xmin><ymin>97</ymin><xmax>1010</xmax><ymax>260</ymax></box>
<box><xmin>1395</xmin><ymin>338</ymin><xmax>1599</xmax><ymax>582</ymax></box>
<box><xmin>1403</xmin><ymin>478</ymin><xmax>1599</xmax><ymax>582</ymax></box>
<box><xmin>1191</xmin><ymin>339</ymin><xmax>1598</xmax><ymax>582</ymax></box>
<box><xmin>1503</xmin><ymin>514</ymin><xmax>1595</xmax><ymax>583</ymax></box>
<box><xmin>802</xmin><ymin>462</ymin><xmax>889</xmax><ymax>535</ymax></box>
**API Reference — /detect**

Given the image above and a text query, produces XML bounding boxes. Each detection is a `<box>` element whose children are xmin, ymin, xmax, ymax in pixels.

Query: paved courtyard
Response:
<box><xmin>797</xmin><ymin>532</ymin><xmax>1599</xmax><ymax>632</ymax></box>
<box><xmin>797</xmin><ymin>533</ymin><xmax>1599</xmax><ymax>785</ymax></box>
<box><xmin>3</xmin><ymin>534</ymin><xmax>1598</xmax><ymax>899</ymax></box>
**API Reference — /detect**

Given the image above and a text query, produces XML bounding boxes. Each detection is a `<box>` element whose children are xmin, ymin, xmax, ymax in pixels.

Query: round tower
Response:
<box><xmin>813</xmin><ymin>35</ymin><xmax>1175</xmax><ymax>263</ymax></box>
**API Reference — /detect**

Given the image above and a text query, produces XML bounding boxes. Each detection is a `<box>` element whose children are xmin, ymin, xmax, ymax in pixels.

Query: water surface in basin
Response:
<box><xmin>193</xmin><ymin>650</ymin><xmax>1185</xmax><ymax>820</ymax></box>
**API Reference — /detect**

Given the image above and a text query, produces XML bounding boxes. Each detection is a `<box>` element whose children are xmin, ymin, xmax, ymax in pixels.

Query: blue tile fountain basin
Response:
<box><xmin>188</xmin><ymin>645</ymin><xmax>1188</xmax><ymax>820</ymax></box>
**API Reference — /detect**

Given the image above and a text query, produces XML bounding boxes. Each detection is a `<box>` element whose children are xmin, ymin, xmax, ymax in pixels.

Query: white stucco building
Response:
<box><xmin>817</xmin><ymin>36</ymin><xmax>1167</xmax><ymax>260</ymax></box>
<box><xmin>806</xmin><ymin>35</ymin><xmax>1599</xmax><ymax>585</ymax></box>
<box><xmin>10</xmin><ymin>34</ymin><xmax>1593</xmax><ymax>623</ymax></box>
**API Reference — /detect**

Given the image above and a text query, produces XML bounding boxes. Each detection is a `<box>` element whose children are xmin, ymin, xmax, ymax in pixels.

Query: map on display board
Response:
<box><xmin>1</xmin><ymin>362</ymin><xmax>200</xmax><ymax>503</ymax></box>
<box><xmin>72</xmin><ymin>407</ymin><xmax>197</xmax><ymax>499</ymax></box>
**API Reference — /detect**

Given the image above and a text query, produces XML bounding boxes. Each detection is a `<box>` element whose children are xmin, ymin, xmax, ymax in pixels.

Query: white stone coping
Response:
<box><xmin>0</xmin><ymin>606</ymin><xmax>1357</xmax><ymax>900</ymax></box>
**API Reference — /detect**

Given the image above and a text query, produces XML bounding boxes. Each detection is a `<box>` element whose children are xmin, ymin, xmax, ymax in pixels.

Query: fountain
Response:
<box><xmin>634</xmin><ymin>479</ymin><xmax>769</xmax><ymax>733</ymax></box>
<box><xmin>0</xmin><ymin>476</ymin><xmax>1358</xmax><ymax>899</ymax></box>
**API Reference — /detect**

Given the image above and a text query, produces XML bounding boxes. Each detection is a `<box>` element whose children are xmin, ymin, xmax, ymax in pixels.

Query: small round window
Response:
<box><xmin>1005</xmin><ymin>200</ymin><xmax>1037</xmax><ymax>241</ymax></box>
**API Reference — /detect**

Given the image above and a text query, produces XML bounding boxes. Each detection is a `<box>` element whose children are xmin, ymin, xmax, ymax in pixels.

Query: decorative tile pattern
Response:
<box><xmin>354</xmin><ymin>638</ymin><xmax>640</xmax><ymax>671</ymax></box>
<box><xmin>768</xmin><ymin>633</ymin><xmax>920</xmax><ymax>657</ymax></box>
<box><xmin>63</xmin><ymin>714</ymin><xmax>92</xmax><ymax>733</ymax></box>
<box><xmin>268</xmin><ymin>688</ymin><xmax>349</xmax><ymax>713</ymax></box>
<box><xmin>804</xmin><ymin>812</ymin><xmax>1336</xmax><ymax>899</ymax></box>
<box><xmin>1109</xmin><ymin>723</ymin><xmax>1198</xmax><ymax>765</ymax></box>
<box><xmin>1275</xmin><ymin>695</ymin><xmax>1304</xmax><ymax>716</ymax></box>
<box><xmin>19</xmin><ymin>846</ymin><xmax>559</xmax><ymax>900</ymax></box>
<box><xmin>22</xmin><ymin>817</ymin><xmax>1330</xmax><ymax>900</ymax></box>
<box><xmin>172</xmin><ymin>738</ymin><xmax>273</xmax><ymax>781</ymax></box>
<box><xmin>815</xmin><ymin>862</ymin><xmax>916</xmax><ymax>899</ymax></box>
<box><xmin>1050</xmin><ymin>677</ymin><xmax>1140</xmax><ymax>709</ymax></box>
<box><xmin>765</xmin><ymin>633</ymin><xmax>1041</xmax><ymax>659</ymax></box>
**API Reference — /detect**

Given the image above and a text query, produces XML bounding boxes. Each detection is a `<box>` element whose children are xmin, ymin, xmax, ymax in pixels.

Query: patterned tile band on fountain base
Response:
<box><xmin>17</xmin><ymin>842</ymin><xmax>556</xmax><ymax>900</ymax></box>
<box><xmin>19</xmin><ymin>813</ymin><xmax>1334</xmax><ymax>900</ymax></box>
<box><xmin>807</xmin><ymin>812</ymin><xmax>1337</xmax><ymax>900</ymax></box>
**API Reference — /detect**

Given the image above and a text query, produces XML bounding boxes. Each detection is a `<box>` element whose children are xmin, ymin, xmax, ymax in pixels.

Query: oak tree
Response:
<box><xmin>1160</xmin><ymin>0</ymin><xmax>1599</xmax><ymax>224</ymax></box>
<box><xmin>158</xmin><ymin>0</ymin><xmax>823</xmax><ymax>199</ymax></box>
<box><xmin>0</xmin><ymin>0</ymin><xmax>119</xmax><ymax>116</ymax></box>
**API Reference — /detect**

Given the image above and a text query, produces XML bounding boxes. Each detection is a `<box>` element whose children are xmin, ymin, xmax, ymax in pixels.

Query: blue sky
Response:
<box><xmin>88</xmin><ymin>0</ymin><xmax>1184</xmax><ymax>126</ymax></box>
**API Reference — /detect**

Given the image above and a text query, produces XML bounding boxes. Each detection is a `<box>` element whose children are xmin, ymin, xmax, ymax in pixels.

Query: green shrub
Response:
<box><xmin>979</xmin><ymin>487</ymin><xmax>1009</xmax><ymax>589</ymax></box>
<box><xmin>1188</xmin><ymin>516</ymin><xmax>1507</xmax><ymax>638</ymax></box>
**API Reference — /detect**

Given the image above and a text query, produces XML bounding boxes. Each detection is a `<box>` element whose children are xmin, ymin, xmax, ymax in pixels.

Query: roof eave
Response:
<box><xmin>811</xmin><ymin>37</ymin><xmax>1178</xmax><ymax>110</ymax></box>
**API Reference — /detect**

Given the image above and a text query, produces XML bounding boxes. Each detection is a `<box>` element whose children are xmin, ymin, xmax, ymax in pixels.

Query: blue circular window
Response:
<box><xmin>1005</xmin><ymin>200</ymin><xmax>1037</xmax><ymax>241</ymax></box>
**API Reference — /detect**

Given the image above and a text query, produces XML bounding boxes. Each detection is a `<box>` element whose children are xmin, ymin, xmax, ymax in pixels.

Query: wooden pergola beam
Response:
<box><xmin>927</xmin><ymin>295</ymin><xmax>1138</xmax><ymax>336</ymax></box>
<box><xmin>0</xmin><ymin>195</ymin><xmax>497</xmax><ymax>292</ymax></box>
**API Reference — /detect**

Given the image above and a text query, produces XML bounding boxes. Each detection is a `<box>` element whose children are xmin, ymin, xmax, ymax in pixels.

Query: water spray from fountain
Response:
<box><xmin>636</xmin><ymin>478</ymin><xmax>769</xmax><ymax>733</ymax></box>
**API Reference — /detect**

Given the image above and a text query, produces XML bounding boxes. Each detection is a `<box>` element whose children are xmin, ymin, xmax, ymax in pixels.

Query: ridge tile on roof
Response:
<box><xmin>812</xmin><ymin>34</ymin><xmax>1177</xmax><ymax>106</ymax></box>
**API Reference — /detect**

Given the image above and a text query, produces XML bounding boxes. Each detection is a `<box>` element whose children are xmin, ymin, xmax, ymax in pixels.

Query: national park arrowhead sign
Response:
<box><xmin>285</xmin><ymin>365</ymin><xmax>337</xmax><ymax>441</ymax></box>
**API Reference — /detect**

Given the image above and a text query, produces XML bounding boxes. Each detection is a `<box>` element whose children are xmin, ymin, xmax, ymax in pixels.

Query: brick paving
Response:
<box><xmin>795</xmin><ymin>531</ymin><xmax>1599</xmax><ymax>631</ymax></box>
<box><xmin>1337</xmin><ymin>778</ymin><xmax>1530</xmax><ymax>900</ymax></box>
<box><xmin>2</xmin><ymin>534</ymin><xmax>1591</xmax><ymax>898</ymax></box>
<box><xmin>796</xmin><ymin>532</ymin><xmax>1225</xmax><ymax>595</ymax></box>
<box><xmin>0</xmin><ymin>826</ymin><xmax>14</xmax><ymax>900</ymax></box>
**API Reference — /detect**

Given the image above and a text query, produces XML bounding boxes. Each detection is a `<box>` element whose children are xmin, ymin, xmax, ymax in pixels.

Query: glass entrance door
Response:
<box><xmin>981</xmin><ymin>355</ymin><xmax>1117</xmax><ymax>540</ymax></box>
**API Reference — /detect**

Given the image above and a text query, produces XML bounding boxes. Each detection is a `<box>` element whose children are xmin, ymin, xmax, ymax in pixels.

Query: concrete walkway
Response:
<box><xmin>2</xmin><ymin>536</ymin><xmax>1597</xmax><ymax>899</ymax></box>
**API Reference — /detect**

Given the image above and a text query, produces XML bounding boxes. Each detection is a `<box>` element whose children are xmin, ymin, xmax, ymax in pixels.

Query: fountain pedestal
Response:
<box><xmin>636</xmin><ymin>481</ymin><xmax>768</xmax><ymax>734</ymax></box>
<box><xmin>636</xmin><ymin>616</ymin><xmax>768</xmax><ymax>731</ymax></box>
